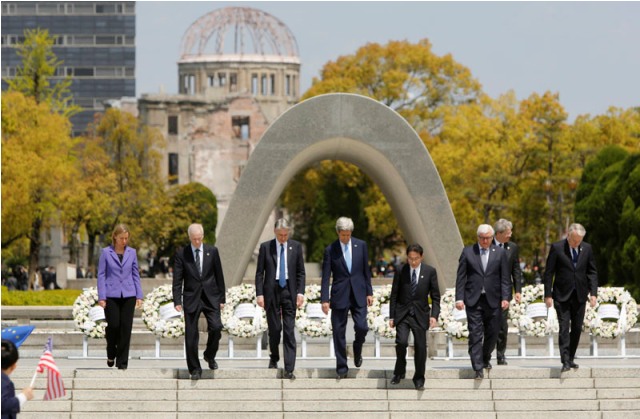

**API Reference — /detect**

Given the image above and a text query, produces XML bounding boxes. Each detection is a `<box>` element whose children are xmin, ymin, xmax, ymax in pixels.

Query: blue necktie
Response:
<box><xmin>279</xmin><ymin>244</ymin><xmax>286</xmax><ymax>288</ymax></box>
<box><xmin>572</xmin><ymin>248</ymin><xmax>578</xmax><ymax>267</ymax></box>
<box><xmin>344</xmin><ymin>243</ymin><xmax>352</xmax><ymax>273</ymax></box>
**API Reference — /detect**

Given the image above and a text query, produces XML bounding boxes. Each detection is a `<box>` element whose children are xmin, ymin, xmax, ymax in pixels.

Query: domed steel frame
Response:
<box><xmin>180</xmin><ymin>7</ymin><xmax>300</xmax><ymax>59</ymax></box>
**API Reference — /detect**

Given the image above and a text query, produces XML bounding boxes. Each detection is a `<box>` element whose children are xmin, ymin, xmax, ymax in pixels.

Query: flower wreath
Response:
<box><xmin>221</xmin><ymin>284</ymin><xmax>268</xmax><ymax>338</ymax></box>
<box><xmin>296</xmin><ymin>284</ymin><xmax>332</xmax><ymax>337</ymax></box>
<box><xmin>141</xmin><ymin>284</ymin><xmax>185</xmax><ymax>338</ymax></box>
<box><xmin>509</xmin><ymin>284</ymin><xmax>558</xmax><ymax>337</ymax></box>
<box><xmin>584</xmin><ymin>287</ymin><xmax>638</xmax><ymax>339</ymax></box>
<box><xmin>367</xmin><ymin>284</ymin><xmax>396</xmax><ymax>339</ymax></box>
<box><xmin>438</xmin><ymin>288</ymin><xmax>469</xmax><ymax>339</ymax></box>
<box><xmin>72</xmin><ymin>287</ymin><xmax>107</xmax><ymax>339</ymax></box>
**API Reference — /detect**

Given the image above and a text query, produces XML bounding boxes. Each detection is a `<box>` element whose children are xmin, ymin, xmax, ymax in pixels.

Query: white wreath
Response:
<box><xmin>221</xmin><ymin>284</ymin><xmax>267</xmax><ymax>338</ymax></box>
<box><xmin>142</xmin><ymin>284</ymin><xmax>185</xmax><ymax>338</ymax></box>
<box><xmin>367</xmin><ymin>284</ymin><xmax>396</xmax><ymax>339</ymax></box>
<box><xmin>438</xmin><ymin>288</ymin><xmax>469</xmax><ymax>339</ymax></box>
<box><xmin>72</xmin><ymin>287</ymin><xmax>107</xmax><ymax>339</ymax></box>
<box><xmin>296</xmin><ymin>284</ymin><xmax>332</xmax><ymax>337</ymax></box>
<box><xmin>584</xmin><ymin>287</ymin><xmax>638</xmax><ymax>338</ymax></box>
<box><xmin>509</xmin><ymin>284</ymin><xmax>559</xmax><ymax>337</ymax></box>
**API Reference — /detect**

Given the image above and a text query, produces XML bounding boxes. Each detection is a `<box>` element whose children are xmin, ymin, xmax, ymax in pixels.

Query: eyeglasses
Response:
<box><xmin>477</xmin><ymin>235</ymin><xmax>493</xmax><ymax>241</ymax></box>
<box><xmin>407</xmin><ymin>256</ymin><xmax>422</xmax><ymax>262</ymax></box>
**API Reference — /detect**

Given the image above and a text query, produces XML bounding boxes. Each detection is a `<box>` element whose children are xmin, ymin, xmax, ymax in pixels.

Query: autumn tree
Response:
<box><xmin>1</xmin><ymin>92</ymin><xmax>77</xmax><ymax>287</ymax></box>
<box><xmin>287</xmin><ymin>39</ymin><xmax>483</xmax><ymax>260</ymax></box>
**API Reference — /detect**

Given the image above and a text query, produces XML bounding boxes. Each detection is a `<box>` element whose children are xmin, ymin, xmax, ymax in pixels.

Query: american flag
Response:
<box><xmin>37</xmin><ymin>337</ymin><xmax>66</xmax><ymax>400</ymax></box>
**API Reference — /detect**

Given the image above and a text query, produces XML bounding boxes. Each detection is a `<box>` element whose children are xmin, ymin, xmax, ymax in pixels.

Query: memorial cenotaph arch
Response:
<box><xmin>216</xmin><ymin>93</ymin><xmax>463</xmax><ymax>292</ymax></box>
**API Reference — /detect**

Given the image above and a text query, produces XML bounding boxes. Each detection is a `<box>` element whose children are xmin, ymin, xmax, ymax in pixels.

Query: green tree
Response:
<box><xmin>4</xmin><ymin>28</ymin><xmax>79</xmax><ymax>117</ymax></box>
<box><xmin>575</xmin><ymin>146</ymin><xmax>640</xmax><ymax>300</ymax></box>
<box><xmin>145</xmin><ymin>182</ymin><xmax>218</xmax><ymax>261</ymax></box>
<box><xmin>1</xmin><ymin>92</ymin><xmax>78</xmax><ymax>287</ymax></box>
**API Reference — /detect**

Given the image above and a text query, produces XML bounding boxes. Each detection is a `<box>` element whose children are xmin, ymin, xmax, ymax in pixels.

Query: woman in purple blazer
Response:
<box><xmin>97</xmin><ymin>224</ymin><xmax>143</xmax><ymax>370</ymax></box>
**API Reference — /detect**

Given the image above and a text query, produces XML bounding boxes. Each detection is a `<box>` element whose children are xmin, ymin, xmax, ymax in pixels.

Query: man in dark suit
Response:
<box><xmin>543</xmin><ymin>223</ymin><xmax>597</xmax><ymax>372</ymax></box>
<box><xmin>321</xmin><ymin>217</ymin><xmax>373</xmax><ymax>379</ymax></box>
<box><xmin>255</xmin><ymin>218</ymin><xmax>306</xmax><ymax>380</ymax></box>
<box><xmin>456</xmin><ymin>224</ymin><xmax>511</xmax><ymax>379</ymax></box>
<box><xmin>493</xmin><ymin>219</ymin><xmax>524</xmax><ymax>365</ymax></box>
<box><xmin>389</xmin><ymin>244</ymin><xmax>441</xmax><ymax>390</ymax></box>
<box><xmin>173</xmin><ymin>223</ymin><xmax>226</xmax><ymax>380</ymax></box>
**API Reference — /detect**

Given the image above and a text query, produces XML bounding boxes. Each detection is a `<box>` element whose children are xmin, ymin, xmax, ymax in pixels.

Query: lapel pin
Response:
<box><xmin>289</xmin><ymin>246</ymin><xmax>292</xmax><ymax>250</ymax></box>
<box><xmin>354</xmin><ymin>244</ymin><xmax>358</xmax><ymax>248</ymax></box>
<box><xmin>206</xmin><ymin>253</ymin><xmax>210</xmax><ymax>257</ymax></box>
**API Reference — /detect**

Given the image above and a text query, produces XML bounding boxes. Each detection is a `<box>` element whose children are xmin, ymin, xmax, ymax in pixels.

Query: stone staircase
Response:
<box><xmin>11</xmin><ymin>364</ymin><xmax>640</xmax><ymax>418</ymax></box>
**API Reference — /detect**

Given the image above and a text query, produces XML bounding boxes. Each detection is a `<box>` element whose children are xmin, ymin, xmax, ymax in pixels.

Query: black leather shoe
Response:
<box><xmin>569</xmin><ymin>361</ymin><xmax>579</xmax><ymax>369</ymax></box>
<box><xmin>497</xmin><ymin>359</ymin><xmax>508</xmax><ymax>366</ymax></box>
<box><xmin>354</xmin><ymin>355</ymin><xmax>363</xmax><ymax>368</ymax></box>
<box><xmin>484</xmin><ymin>362</ymin><xmax>492</xmax><ymax>370</ymax></box>
<box><xmin>336</xmin><ymin>372</ymin><xmax>348</xmax><ymax>380</ymax></box>
<box><xmin>107</xmin><ymin>359</ymin><xmax>115</xmax><ymax>368</ymax></box>
<box><xmin>474</xmin><ymin>370</ymin><xmax>484</xmax><ymax>380</ymax></box>
<box><xmin>190</xmin><ymin>370</ymin><xmax>202</xmax><ymax>380</ymax></box>
<box><xmin>390</xmin><ymin>374</ymin><xmax>405</xmax><ymax>385</ymax></box>
<box><xmin>268</xmin><ymin>360</ymin><xmax>278</xmax><ymax>369</ymax></box>
<box><xmin>283</xmin><ymin>371</ymin><xmax>296</xmax><ymax>380</ymax></box>
<box><xmin>204</xmin><ymin>354</ymin><xmax>218</xmax><ymax>370</ymax></box>
<box><xmin>414</xmin><ymin>380</ymin><xmax>425</xmax><ymax>390</ymax></box>
<box><xmin>561</xmin><ymin>363</ymin><xmax>571</xmax><ymax>372</ymax></box>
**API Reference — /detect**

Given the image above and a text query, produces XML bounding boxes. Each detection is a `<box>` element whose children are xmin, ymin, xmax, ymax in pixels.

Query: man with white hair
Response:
<box><xmin>173</xmin><ymin>223</ymin><xmax>226</xmax><ymax>380</ymax></box>
<box><xmin>321</xmin><ymin>217</ymin><xmax>373</xmax><ymax>379</ymax></box>
<box><xmin>456</xmin><ymin>224</ymin><xmax>511</xmax><ymax>379</ymax></box>
<box><xmin>544</xmin><ymin>223</ymin><xmax>598</xmax><ymax>372</ymax></box>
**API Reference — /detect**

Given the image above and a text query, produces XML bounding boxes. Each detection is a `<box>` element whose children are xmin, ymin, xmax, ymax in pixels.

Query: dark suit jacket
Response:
<box><xmin>494</xmin><ymin>240</ymin><xmax>524</xmax><ymax>294</ymax></box>
<box><xmin>321</xmin><ymin>237</ymin><xmax>373</xmax><ymax>310</ymax></box>
<box><xmin>255</xmin><ymin>239</ymin><xmax>306</xmax><ymax>308</ymax></box>
<box><xmin>173</xmin><ymin>243</ymin><xmax>226</xmax><ymax>313</ymax></box>
<box><xmin>97</xmin><ymin>245</ymin><xmax>143</xmax><ymax>300</ymax></box>
<box><xmin>455</xmin><ymin>243</ymin><xmax>511</xmax><ymax>308</ymax></box>
<box><xmin>390</xmin><ymin>262</ymin><xmax>441</xmax><ymax>330</ymax></box>
<box><xmin>543</xmin><ymin>239</ymin><xmax>598</xmax><ymax>303</ymax></box>
<box><xmin>1</xmin><ymin>372</ymin><xmax>19</xmax><ymax>419</ymax></box>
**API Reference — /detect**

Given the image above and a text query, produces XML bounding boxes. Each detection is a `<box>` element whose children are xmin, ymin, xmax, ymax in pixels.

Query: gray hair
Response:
<box><xmin>274</xmin><ymin>218</ymin><xmax>291</xmax><ymax>230</ymax></box>
<box><xmin>494</xmin><ymin>219</ymin><xmax>513</xmax><ymax>234</ymax></box>
<box><xmin>335</xmin><ymin>217</ymin><xmax>354</xmax><ymax>232</ymax></box>
<box><xmin>477</xmin><ymin>224</ymin><xmax>495</xmax><ymax>236</ymax></box>
<box><xmin>188</xmin><ymin>223</ymin><xmax>204</xmax><ymax>238</ymax></box>
<box><xmin>568</xmin><ymin>223</ymin><xmax>586</xmax><ymax>237</ymax></box>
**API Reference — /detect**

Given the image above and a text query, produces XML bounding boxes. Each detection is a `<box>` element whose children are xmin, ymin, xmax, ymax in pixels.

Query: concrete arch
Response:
<box><xmin>216</xmin><ymin>93</ymin><xmax>462</xmax><ymax>292</ymax></box>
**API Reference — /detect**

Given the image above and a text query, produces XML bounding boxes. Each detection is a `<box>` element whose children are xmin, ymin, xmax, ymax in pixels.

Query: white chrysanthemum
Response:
<box><xmin>222</xmin><ymin>284</ymin><xmax>267</xmax><ymax>338</ymax></box>
<box><xmin>72</xmin><ymin>287</ymin><xmax>107</xmax><ymax>339</ymax></box>
<box><xmin>296</xmin><ymin>284</ymin><xmax>333</xmax><ymax>337</ymax></box>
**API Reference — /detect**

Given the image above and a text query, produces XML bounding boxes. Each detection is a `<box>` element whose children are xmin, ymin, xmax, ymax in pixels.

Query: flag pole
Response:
<box><xmin>29</xmin><ymin>368</ymin><xmax>38</xmax><ymax>387</ymax></box>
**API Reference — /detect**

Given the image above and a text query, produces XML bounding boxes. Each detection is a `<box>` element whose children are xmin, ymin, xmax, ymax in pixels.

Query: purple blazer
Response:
<box><xmin>97</xmin><ymin>245</ymin><xmax>143</xmax><ymax>300</ymax></box>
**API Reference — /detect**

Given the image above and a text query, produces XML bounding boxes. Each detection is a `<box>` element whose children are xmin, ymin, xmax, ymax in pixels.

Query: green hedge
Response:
<box><xmin>1</xmin><ymin>287</ymin><xmax>82</xmax><ymax>306</ymax></box>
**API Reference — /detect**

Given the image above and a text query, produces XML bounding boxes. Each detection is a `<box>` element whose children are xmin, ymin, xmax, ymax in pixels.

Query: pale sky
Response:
<box><xmin>137</xmin><ymin>1</ymin><xmax>640</xmax><ymax>121</ymax></box>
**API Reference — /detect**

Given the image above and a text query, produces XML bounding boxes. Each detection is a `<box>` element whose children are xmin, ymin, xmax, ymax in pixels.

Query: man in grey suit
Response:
<box><xmin>493</xmin><ymin>219</ymin><xmax>524</xmax><ymax>365</ymax></box>
<box><xmin>544</xmin><ymin>223</ymin><xmax>597</xmax><ymax>372</ymax></box>
<box><xmin>456</xmin><ymin>224</ymin><xmax>511</xmax><ymax>379</ymax></box>
<box><xmin>255</xmin><ymin>218</ymin><xmax>306</xmax><ymax>380</ymax></box>
<box><xmin>173</xmin><ymin>223</ymin><xmax>226</xmax><ymax>380</ymax></box>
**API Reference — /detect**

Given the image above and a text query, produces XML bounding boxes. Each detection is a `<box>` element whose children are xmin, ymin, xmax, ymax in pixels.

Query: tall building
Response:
<box><xmin>1</xmin><ymin>1</ymin><xmax>136</xmax><ymax>136</ymax></box>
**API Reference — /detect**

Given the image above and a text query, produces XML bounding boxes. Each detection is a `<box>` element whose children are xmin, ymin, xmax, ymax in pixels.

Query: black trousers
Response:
<box><xmin>466</xmin><ymin>294</ymin><xmax>501</xmax><ymax>372</ymax></box>
<box><xmin>393</xmin><ymin>314</ymin><xmax>427</xmax><ymax>384</ymax></box>
<box><xmin>331</xmin><ymin>289</ymin><xmax>369</xmax><ymax>375</ymax></box>
<box><xmin>266</xmin><ymin>284</ymin><xmax>297</xmax><ymax>372</ymax></box>
<box><xmin>105</xmin><ymin>296</ymin><xmax>136</xmax><ymax>368</ymax></box>
<box><xmin>554</xmin><ymin>291</ymin><xmax>586</xmax><ymax>364</ymax></box>
<box><xmin>496</xmin><ymin>307</ymin><xmax>510</xmax><ymax>361</ymax></box>
<box><xmin>184</xmin><ymin>299</ymin><xmax>223</xmax><ymax>374</ymax></box>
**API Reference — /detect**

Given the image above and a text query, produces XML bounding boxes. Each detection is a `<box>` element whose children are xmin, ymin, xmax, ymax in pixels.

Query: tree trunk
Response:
<box><xmin>28</xmin><ymin>216</ymin><xmax>42</xmax><ymax>290</ymax></box>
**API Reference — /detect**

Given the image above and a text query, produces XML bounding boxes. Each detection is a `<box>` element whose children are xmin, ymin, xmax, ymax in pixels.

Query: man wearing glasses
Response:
<box><xmin>455</xmin><ymin>224</ymin><xmax>511</xmax><ymax>379</ymax></box>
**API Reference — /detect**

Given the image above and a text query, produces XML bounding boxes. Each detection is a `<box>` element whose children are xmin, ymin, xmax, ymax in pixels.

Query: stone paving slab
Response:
<box><xmin>494</xmin><ymin>400</ymin><xmax>600</xmax><ymax>411</ymax></box>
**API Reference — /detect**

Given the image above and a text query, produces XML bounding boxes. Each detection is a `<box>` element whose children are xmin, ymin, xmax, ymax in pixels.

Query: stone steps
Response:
<box><xmin>11</xmin><ymin>366</ymin><xmax>639</xmax><ymax>418</ymax></box>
